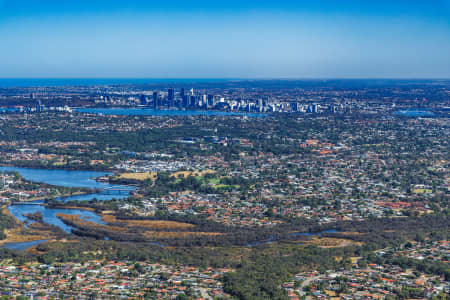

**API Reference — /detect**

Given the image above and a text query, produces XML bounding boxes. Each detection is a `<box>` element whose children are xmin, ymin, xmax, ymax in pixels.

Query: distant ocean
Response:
<box><xmin>0</xmin><ymin>78</ymin><xmax>237</xmax><ymax>88</ymax></box>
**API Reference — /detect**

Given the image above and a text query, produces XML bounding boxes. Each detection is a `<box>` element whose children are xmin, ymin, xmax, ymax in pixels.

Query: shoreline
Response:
<box><xmin>0</xmin><ymin>162</ymin><xmax>114</xmax><ymax>173</ymax></box>
<box><xmin>8</xmin><ymin>191</ymin><xmax>95</xmax><ymax>204</ymax></box>
<box><xmin>0</xmin><ymin>164</ymin><xmax>135</xmax><ymax>192</ymax></box>
<box><xmin>0</xmin><ymin>206</ymin><xmax>53</xmax><ymax>246</ymax></box>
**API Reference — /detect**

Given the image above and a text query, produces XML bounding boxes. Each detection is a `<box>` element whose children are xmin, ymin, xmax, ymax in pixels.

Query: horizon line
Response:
<box><xmin>1</xmin><ymin>77</ymin><xmax>449</xmax><ymax>80</ymax></box>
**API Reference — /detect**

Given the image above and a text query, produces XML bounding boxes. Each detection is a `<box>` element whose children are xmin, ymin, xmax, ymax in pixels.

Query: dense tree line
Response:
<box><xmin>0</xmin><ymin>213</ymin><xmax>448</xmax><ymax>299</ymax></box>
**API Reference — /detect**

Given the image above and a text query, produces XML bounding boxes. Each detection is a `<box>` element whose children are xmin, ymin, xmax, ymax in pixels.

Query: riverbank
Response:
<box><xmin>0</xmin><ymin>206</ymin><xmax>54</xmax><ymax>247</ymax></box>
<box><xmin>0</xmin><ymin>162</ymin><xmax>114</xmax><ymax>173</ymax></box>
<box><xmin>10</xmin><ymin>191</ymin><xmax>95</xmax><ymax>203</ymax></box>
<box><xmin>0</xmin><ymin>166</ymin><xmax>135</xmax><ymax>201</ymax></box>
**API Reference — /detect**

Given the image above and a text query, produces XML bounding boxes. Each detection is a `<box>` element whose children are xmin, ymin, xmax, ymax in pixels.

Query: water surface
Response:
<box><xmin>8</xmin><ymin>203</ymin><xmax>106</xmax><ymax>233</ymax></box>
<box><xmin>1</xmin><ymin>239</ymin><xmax>49</xmax><ymax>251</ymax></box>
<box><xmin>0</xmin><ymin>166</ymin><xmax>114</xmax><ymax>189</ymax></box>
<box><xmin>394</xmin><ymin>110</ymin><xmax>435</xmax><ymax>117</ymax></box>
<box><xmin>0</xmin><ymin>166</ymin><xmax>134</xmax><ymax>201</ymax></box>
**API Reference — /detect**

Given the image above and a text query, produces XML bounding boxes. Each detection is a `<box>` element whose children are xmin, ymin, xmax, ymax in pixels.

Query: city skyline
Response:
<box><xmin>0</xmin><ymin>0</ymin><xmax>449</xmax><ymax>78</ymax></box>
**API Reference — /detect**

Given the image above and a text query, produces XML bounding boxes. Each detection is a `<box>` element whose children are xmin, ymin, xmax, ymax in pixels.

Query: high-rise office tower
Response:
<box><xmin>312</xmin><ymin>104</ymin><xmax>318</xmax><ymax>113</ymax></box>
<box><xmin>182</xmin><ymin>95</ymin><xmax>188</xmax><ymax>108</ymax></box>
<box><xmin>207</xmin><ymin>94</ymin><xmax>214</xmax><ymax>107</ymax></box>
<box><xmin>189</xmin><ymin>95</ymin><xmax>196</xmax><ymax>107</ymax></box>
<box><xmin>308</xmin><ymin>104</ymin><xmax>318</xmax><ymax>113</ymax></box>
<box><xmin>140</xmin><ymin>94</ymin><xmax>147</xmax><ymax>105</ymax></box>
<box><xmin>168</xmin><ymin>88</ymin><xmax>174</xmax><ymax>108</ymax></box>
<box><xmin>37</xmin><ymin>100</ymin><xmax>42</xmax><ymax>112</ymax></box>
<box><xmin>153</xmin><ymin>91</ymin><xmax>159</xmax><ymax>109</ymax></box>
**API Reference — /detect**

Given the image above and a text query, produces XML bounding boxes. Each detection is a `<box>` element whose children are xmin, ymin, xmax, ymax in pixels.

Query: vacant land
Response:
<box><xmin>170</xmin><ymin>170</ymin><xmax>215</xmax><ymax>178</ymax></box>
<box><xmin>117</xmin><ymin>169</ymin><xmax>215</xmax><ymax>182</ymax></box>
<box><xmin>117</xmin><ymin>172</ymin><xmax>157</xmax><ymax>181</ymax></box>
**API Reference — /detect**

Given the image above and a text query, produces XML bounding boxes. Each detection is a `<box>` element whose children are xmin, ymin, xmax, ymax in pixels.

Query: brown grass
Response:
<box><xmin>142</xmin><ymin>231</ymin><xmax>222</xmax><ymax>239</ymax></box>
<box><xmin>117</xmin><ymin>169</ymin><xmax>215</xmax><ymax>181</ymax></box>
<box><xmin>101</xmin><ymin>215</ymin><xmax>195</xmax><ymax>229</ymax></box>
<box><xmin>118</xmin><ymin>172</ymin><xmax>157</xmax><ymax>181</ymax></box>
<box><xmin>0</xmin><ymin>205</ymin><xmax>55</xmax><ymax>245</ymax></box>
<box><xmin>56</xmin><ymin>213</ymin><xmax>223</xmax><ymax>240</ymax></box>
<box><xmin>170</xmin><ymin>170</ymin><xmax>215</xmax><ymax>178</ymax></box>
<box><xmin>1</xmin><ymin>206</ymin><xmax>10</xmax><ymax>215</ymax></box>
<box><xmin>338</xmin><ymin>231</ymin><xmax>365</xmax><ymax>236</ymax></box>
<box><xmin>306</xmin><ymin>237</ymin><xmax>363</xmax><ymax>248</ymax></box>
<box><xmin>0</xmin><ymin>227</ymin><xmax>52</xmax><ymax>245</ymax></box>
<box><xmin>56</xmin><ymin>214</ymin><xmax>128</xmax><ymax>232</ymax></box>
<box><xmin>52</xmin><ymin>206</ymin><xmax>96</xmax><ymax>212</ymax></box>
<box><xmin>2</xmin><ymin>206</ymin><xmax>20</xmax><ymax>227</ymax></box>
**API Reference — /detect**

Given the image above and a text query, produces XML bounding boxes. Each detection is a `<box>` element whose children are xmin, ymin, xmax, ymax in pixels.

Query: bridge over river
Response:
<box><xmin>9</xmin><ymin>202</ymin><xmax>43</xmax><ymax>206</ymax></box>
<box><xmin>95</xmin><ymin>186</ymin><xmax>134</xmax><ymax>195</ymax></box>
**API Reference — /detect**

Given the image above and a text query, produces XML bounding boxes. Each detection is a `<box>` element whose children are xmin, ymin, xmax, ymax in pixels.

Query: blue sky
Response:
<box><xmin>0</xmin><ymin>0</ymin><xmax>449</xmax><ymax>78</ymax></box>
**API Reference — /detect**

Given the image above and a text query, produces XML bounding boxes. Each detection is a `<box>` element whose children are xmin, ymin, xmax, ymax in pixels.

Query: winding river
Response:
<box><xmin>8</xmin><ymin>202</ymin><xmax>106</xmax><ymax>233</ymax></box>
<box><xmin>1</xmin><ymin>166</ymin><xmax>340</xmax><ymax>251</ymax></box>
<box><xmin>1</xmin><ymin>166</ymin><xmax>132</xmax><ymax>250</ymax></box>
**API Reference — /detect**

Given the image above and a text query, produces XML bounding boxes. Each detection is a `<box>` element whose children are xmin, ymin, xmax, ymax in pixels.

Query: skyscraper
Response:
<box><xmin>312</xmin><ymin>104</ymin><xmax>319</xmax><ymax>113</ymax></box>
<box><xmin>182</xmin><ymin>95</ymin><xmax>188</xmax><ymax>108</ymax></box>
<box><xmin>189</xmin><ymin>95</ymin><xmax>196</xmax><ymax>107</ymax></box>
<box><xmin>37</xmin><ymin>100</ymin><xmax>43</xmax><ymax>112</ymax></box>
<box><xmin>140</xmin><ymin>94</ymin><xmax>147</xmax><ymax>106</ymax></box>
<box><xmin>168</xmin><ymin>88</ymin><xmax>174</xmax><ymax>108</ymax></box>
<box><xmin>153</xmin><ymin>91</ymin><xmax>159</xmax><ymax>109</ymax></box>
<box><xmin>207</xmin><ymin>94</ymin><xmax>214</xmax><ymax>107</ymax></box>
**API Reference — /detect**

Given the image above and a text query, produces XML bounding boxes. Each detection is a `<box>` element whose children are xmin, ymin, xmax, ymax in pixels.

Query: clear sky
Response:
<box><xmin>0</xmin><ymin>0</ymin><xmax>449</xmax><ymax>78</ymax></box>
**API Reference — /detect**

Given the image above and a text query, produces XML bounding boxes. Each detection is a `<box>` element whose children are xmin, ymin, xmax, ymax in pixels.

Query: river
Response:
<box><xmin>1</xmin><ymin>239</ymin><xmax>50</xmax><ymax>251</ymax></box>
<box><xmin>1</xmin><ymin>166</ymin><xmax>339</xmax><ymax>251</ymax></box>
<box><xmin>8</xmin><ymin>202</ymin><xmax>106</xmax><ymax>233</ymax></box>
<box><xmin>393</xmin><ymin>109</ymin><xmax>435</xmax><ymax>117</ymax></box>
<box><xmin>0</xmin><ymin>166</ymin><xmax>123</xmax><ymax>189</ymax></box>
<box><xmin>1</xmin><ymin>166</ymin><xmax>131</xmax><ymax>250</ymax></box>
<box><xmin>0</xmin><ymin>166</ymin><xmax>134</xmax><ymax>201</ymax></box>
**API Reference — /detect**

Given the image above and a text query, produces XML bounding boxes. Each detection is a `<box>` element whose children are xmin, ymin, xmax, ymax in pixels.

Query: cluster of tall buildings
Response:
<box><xmin>138</xmin><ymin>87</ymin><xmax>331</xmax><ymax>113</ymax></box>
<box><xmin>138</xmin><ymin>87</ymin><xmax>273</xmax><ymax>112</ymax></box>
<box><xmin>140</xmin><ymin>87</ymin><xmax>217</xmax><ymax>110</ymax></box>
